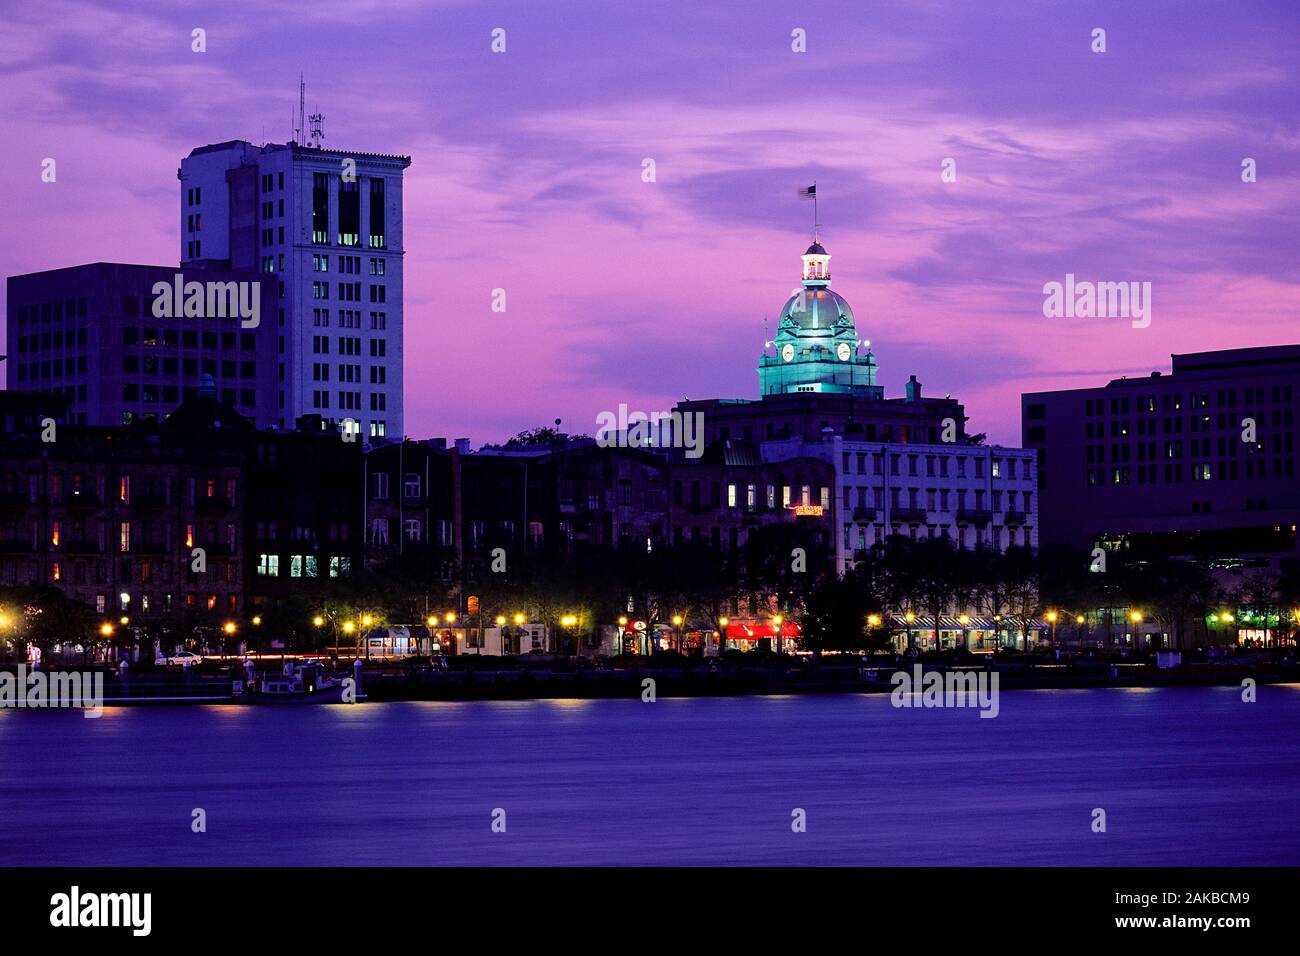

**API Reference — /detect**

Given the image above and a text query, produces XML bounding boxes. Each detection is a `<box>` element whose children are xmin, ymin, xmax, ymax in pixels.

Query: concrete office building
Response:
<box><xmin>178</xmin><ymin>139</ymin><xmax>411</xmax><ymax>439</ymax></box>
<box><xmin>1022</xmin><ymin>344</ymin><xmax>1300</xmax><ymax>561</ymax></box>
<box><xmin>6</xmin><ymin>262</ymin><xmax>277</xmax><ymax>427</ymax></box>
<box><xmin>764</xmin><ymin>435</ymin><xmax>1037</xmax><ymax>573</ymax></box>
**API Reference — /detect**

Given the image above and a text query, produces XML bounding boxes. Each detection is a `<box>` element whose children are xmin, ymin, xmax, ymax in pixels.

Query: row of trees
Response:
<box><xmin>800</xmin><ymin>538</ymin><xmax>1300</xmax><ymax>653</ymax></box>
<box><xmin>6</xmin><ymin>533</ymin><xmax>1300</xmax><ymax>661</ymax></box>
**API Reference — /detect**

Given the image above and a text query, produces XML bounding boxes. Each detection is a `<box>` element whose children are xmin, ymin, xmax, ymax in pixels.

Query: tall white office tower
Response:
<box><xmin>179</xmin><ymin>138</ymin><xmax>411</xmax><ymax>440</ymax></box>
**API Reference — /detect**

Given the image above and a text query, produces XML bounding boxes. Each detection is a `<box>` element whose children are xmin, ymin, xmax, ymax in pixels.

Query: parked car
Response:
<box><xmin>157</xmin><ymin>650</ymin><xmax>204</xmax><ymax>667</ymax></box>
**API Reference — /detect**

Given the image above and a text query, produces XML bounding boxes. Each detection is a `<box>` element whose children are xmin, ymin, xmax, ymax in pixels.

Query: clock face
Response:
<box><xmin>837</xmin><ymin>343</ymin><xmax>852</xmax><ymax>361</ymax></box>
<box><xmin>781</xmin><ymin>344</ymin><xmax>795</xmax><ymax>363</ymax></box>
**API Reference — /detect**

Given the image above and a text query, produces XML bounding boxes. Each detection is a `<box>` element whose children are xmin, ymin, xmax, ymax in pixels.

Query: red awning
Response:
<box><xmin>725</xmin><ymin>621</ymin><xmax>800</xmax><ymax>640</ymax></box>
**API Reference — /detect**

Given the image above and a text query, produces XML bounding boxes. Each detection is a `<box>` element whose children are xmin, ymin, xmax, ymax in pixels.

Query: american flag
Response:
<box><xmin>797</xmin><ymin>184</ymin><xmax>816</xmax><ymax>199</ymax></box>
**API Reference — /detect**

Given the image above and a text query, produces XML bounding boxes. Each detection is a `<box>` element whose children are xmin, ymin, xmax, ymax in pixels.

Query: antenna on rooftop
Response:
<box><xmin>308</xmin><ymin>108</ymin><xmax>325</xmax><ymax>148</ymax></box>
<box><xmin>294</xmin><ymin>72</ymin><xmax>305</xmax><ymax>146</ymax></box>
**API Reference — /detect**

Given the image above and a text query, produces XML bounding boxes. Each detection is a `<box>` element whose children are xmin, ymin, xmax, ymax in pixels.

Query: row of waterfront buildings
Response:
<box><xmin>4</xmin><ymin>133</ymin><xmax>1300</xmax><ymax>652</ymax></box>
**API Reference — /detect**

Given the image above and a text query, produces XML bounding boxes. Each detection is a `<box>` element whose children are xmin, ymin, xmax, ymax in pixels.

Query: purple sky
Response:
<box><xmin>3</xmin><ymin>0</ymin><xmax>1298</xmax><ymax>445</ymax></box>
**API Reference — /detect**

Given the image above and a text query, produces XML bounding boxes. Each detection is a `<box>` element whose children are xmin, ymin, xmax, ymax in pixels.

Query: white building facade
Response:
<box><xmin>178</xmin><ymin>140</ymin><xmax>410</xmax><ymax>439</ymax></box>
<box><xmin>764</xmin><ymin>435</ymin><xmax>1038</xmax><ymax>573</ymax></box>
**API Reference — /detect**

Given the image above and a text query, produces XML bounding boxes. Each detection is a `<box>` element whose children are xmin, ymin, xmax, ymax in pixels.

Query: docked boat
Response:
<box><xmin>236</xmin><ymin>660</ymin><xmax>365</xmax><ymax>704</ymax></box>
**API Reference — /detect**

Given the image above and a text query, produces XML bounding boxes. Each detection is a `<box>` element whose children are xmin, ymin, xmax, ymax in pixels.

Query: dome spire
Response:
<box><xmin>796</xmin><ymin>183</ymin><xmax>828</xmax><ymax>285</ymax></box>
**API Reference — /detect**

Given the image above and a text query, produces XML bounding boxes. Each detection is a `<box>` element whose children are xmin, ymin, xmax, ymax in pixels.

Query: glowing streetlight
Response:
<box><xmin>1045</xmin><ymin>611</ymin><xmax>1058</xmax><ymax>623</ymax></box>
<box><xmin>772</xmin><ymin>615</ymin><xmax>783</xmax><ymax>626</ymax></box>
<box><xmin>718</xmin><ymin>616</ymin><xmax>729</xmax><ymax>627</ymax></box>
<box><xmin>343</xmin><ymin>621</ymin><xmax>356</xmax><ymax>634</ymax></box>
<box><xmin>99</xmin><ymin>622</ymin><xmax>114</xmax><ymax>637</ymax></box>
<box><xmin>904</xmin><ymin>611</ymin><xmax>916</xmax><ymax>623</ymax></box>
<box><xmin>1075</xmin><ymin>615</ymin><xmax>1085</xmax><ymax>624</ymax></box>
<box><xmin>223</xmin><ymin>621</ymin><xmax>237</xmax><ymax>635</ymax></box>
<box><xmin>513</xmin><ymin>613</ymin><xmax>525</xmax><ymax>626</ymax></box>
<box><xmin>312</xmin><ymin>615</ymin><xmax>324</xmax><ymax>627</ymax></box>
<box><xmin>444</xmin><ymin>612</ymin><xmax>457</xmax><ymax>624</ymax></box>
<box><xmin>671</xmin><ymin>615</ymin><xmax>683</xmax><ymax>626</ymax></box>
<box><xmin>1219</xmin><ymin>612</ymin><xmax>1234</xmax><ymax>623</ymax></box>
<box><xmin>617</xmin><ymin>616</ymin><xmax>628</xmax><ymax>627</ymax></box>
<box><xmin>1130</xmin><ymin>611</ymin><xmax>1143</xmax><ymax>623</ymax></box>
<box><xmin>867</xmin><ymin>614</ymin><xmax>881</xmax><ymax>627</ymax></box>
<box><xmin>119</xmin><ymin>616</ymin><xmax>130</xmax><ymax>626</ymax></box>
<box><xmin>361</xmin><ymin>614</ymin><xmax>374</xmax><ymax>627</ymax></box>
<box><xmin>495</xmin><ymin>615</ymin><xmax>506</xmax><ymax>626</ymax></box>
<box><xmin>427</xmin><ymin>614</ymin><xmax>439</xmax><ymax>627</ymax></box>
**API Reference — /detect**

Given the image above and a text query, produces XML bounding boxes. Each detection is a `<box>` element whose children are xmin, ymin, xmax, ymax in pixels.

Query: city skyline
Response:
<box><xmin>3</xmin><ymin>0</ymin><xmax>1299</xmax><ymax>446</ymax></box>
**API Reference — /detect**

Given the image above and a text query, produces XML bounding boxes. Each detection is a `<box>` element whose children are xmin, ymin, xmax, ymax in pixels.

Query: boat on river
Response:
<box><xmin>236</xmin><ymin>660</ymin><xmax>364</xmax><ymax>704</ymax></box>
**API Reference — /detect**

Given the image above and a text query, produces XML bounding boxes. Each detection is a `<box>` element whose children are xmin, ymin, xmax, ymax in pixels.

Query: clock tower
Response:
<box><xmin>758</xmin><ymin>238</ymin><xmax>880</xmax><ymax>397</ymax></box>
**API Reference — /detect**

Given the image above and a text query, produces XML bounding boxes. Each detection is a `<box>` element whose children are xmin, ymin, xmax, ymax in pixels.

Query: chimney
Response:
<box><xmin>905</xmin><ymin>375</ymin><xmax>921</xmax><ymax>403</ymax></box>
<box><xmin>454</xmin><ymin>437</ymin><xmax>471</xmax><ymax>454</ymax></box>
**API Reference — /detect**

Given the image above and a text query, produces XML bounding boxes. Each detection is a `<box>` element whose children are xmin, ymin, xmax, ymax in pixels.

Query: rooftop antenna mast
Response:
<box><xmin>812</xmin><ymin>179</ymin><xmax>819</xmax><ymax>243</ymax></box>
<box><xmin>295</xmin><ymin>72</ymin><xmax>305</xmax><ymax>145</ymax></box>
<box><xmin>308</xmin><ymin>106</ymin><xmax>325</xmax><ymax>148</ymax></box>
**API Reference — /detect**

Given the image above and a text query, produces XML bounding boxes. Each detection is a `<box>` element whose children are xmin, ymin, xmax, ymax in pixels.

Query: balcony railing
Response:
<box><xmin>852</xmin><ymin>506</ymin><xmax>878</xmax><ymax>522</ymax></box>
<box><xmin>891</xmin><ymin>507</ymin><xmax>927</xmax><ymax>523</ymax></box>
<box><xmin>958</xmin><ymin>508</ymin><xmax>993</xmax><ymax>525</ymax></box>
<box><xmin>1004</xmin><ymin>510</ymin><xmax>1028</xmax><ymax>526</ymax></box>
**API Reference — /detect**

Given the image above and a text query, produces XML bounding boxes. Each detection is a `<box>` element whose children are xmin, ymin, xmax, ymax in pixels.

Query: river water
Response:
<box><xmin>1</xmin><ymin>686</ymin><xmax>1297</xmax><ymax>865</ymax></box>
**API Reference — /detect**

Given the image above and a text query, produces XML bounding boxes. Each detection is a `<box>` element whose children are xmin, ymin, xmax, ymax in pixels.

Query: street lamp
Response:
<box><xmin>100</xmin><ymin>622</ymin><xmax>114</xmax><ymax>638</ymax></box>
<box><xmin>313</xmin><ymin>615</ymin><xmax>324</xmax><ymax>628</ymax></box>
<box><xmin>904</xmin><ymin>611</ymin><xmax>916</xmax><ymax>653</ymax></box>
<box><xmin>511</xmin><ymin>614</ymin><xmax>526</xmax><ymax>655</ymax></box>
<box><xmin>1046</xmin><ymin>610</ymin><xmax>1058</xmax><ymax>647</ymax></box>
<box><xmin>718</xmin><ymin>616</ymin><xmax>729</xmax><ymax>656</ymax></box>
<box><xmin>444</xmin><ymin>612</ymin><xmax>457</xmax><ymax>624</ymax></box>
<box><xmin>252</xmin><ymin>615</ymin><xmax>262</xmax><ymax>626</ymax></box>
<box><xmin>958</xmin><ymin>613</ymin><xmax>970</xmax><ymax>650</ymax></box>
<box><xmin>223</xmin><ymin>621</ymin><xmax>236</xmax><ymax>635</ymax></box>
